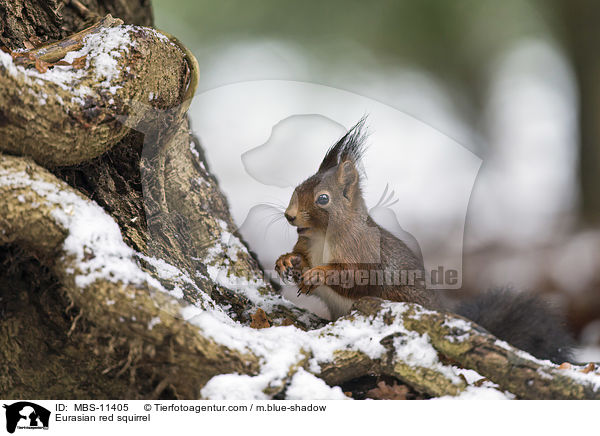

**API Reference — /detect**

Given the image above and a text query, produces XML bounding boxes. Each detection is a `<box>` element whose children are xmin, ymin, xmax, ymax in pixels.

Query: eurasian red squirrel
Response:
<box><xmin>275</xmin><ymin>118</ymin><xmax>574</xmax><ymax>363</ymax></box>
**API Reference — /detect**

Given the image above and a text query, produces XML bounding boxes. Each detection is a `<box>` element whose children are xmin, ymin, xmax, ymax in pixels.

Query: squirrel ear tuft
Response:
<box><xmin>337</xmin><ymin>160</ymin><xmax>359</xmax><ymax>198</ymax></box>
<box><xmin>319</xmin><ymin>116</ymin><xmax>368</xmax><ymax>173</ymax></box>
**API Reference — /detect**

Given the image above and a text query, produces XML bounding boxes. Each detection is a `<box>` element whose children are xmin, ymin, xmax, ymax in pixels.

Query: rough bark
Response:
<box><xmin>0</xmin><ymin>156</ymin><xmax>598</xmax><ymax>398</ymax></box>
<box><xmin>0</xmin><ymin>0</ymin><xmax>153</xmax><ymax>51</ymax></box>
<box><xmin>1</xmin><ymin>165</ymin><xmax>597</xmax><ymax>399</ymax></box>
<box><xmin>0</xmin><ymin>15</ymin><xmax>193</xmax><ymax>167</ymax></box>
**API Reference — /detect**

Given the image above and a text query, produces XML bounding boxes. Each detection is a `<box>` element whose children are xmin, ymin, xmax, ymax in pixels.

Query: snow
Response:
<box><xmin>0</xmin><ymin>25</ymin><xmax>137</xmax><ymax>105</ymax></box>
<box><xmin>558</xmin><ymin>366</ymin><xmax>600</xmax><ymax>391</ymax></box>
<box><xmin>396</xmin><ymin>334</ymin><xmax>448</xmax><ymax>369</ymax></box>
<box><xmin>494</xmin><ymin>340</ymin><xmax>600</xmax><ymax>392</ymax></box>
<box><xmin>0</xmin><ymin>169</ymin><xmax>141</xmax><ymax>288</ymax></box>
<box><xmin>137</xmin><ymin>253</ymin><xmax>202</xmax><ymax>302</ymax></box>
<box><xmin>148</xmin><ymin>316</ymin><xmax>161</xmax><ymax>330</ymax></box>
<box><xmin>3</xmin><ymin>164</ymin><xmax>597</xmax><ymax>400</ymax></box>
<box><xmin>443</xmin><ymin>317</ymin><xmax>472</xmax><ymax>343</ymax></box>
<box><xmin>214</xmin><ymin>219</ymin><xmax>247</xmax><ymax>262</ymax></box>
<box><xmin>200</xmin><ymin>373</ymin><xmax>271</xmax><ymax>400</ymax></box>
<box><xmin>494</xmin><ymin>339</ymin><xmax>555</xmax><ymax>366</ymax></box>
<box><xmin>433</xmin><ymin>367</ymin><xmax>515</xmax><ymax>399</ymax></box>
<box><xmin>200</xmin><ymin>218</ymin><xmax>316</xmax><ymax>324</ymax></box>
<box><xmin>435</xmin><ymin>385</ymin><xmax>514</xmax><ymax>400</ymax></box>
<box><xmin>196</xmin><ymin>303</ymin><xmax>498</xmax><ymax>399</ymax></box>
<box><xmin>285</xmin><ymin>368</ymin><xmax>348</xmax><ymax>400</ymax></box>
<box><xmin>452</xmin><ymin>367</ymin><xmax>485</xmax><ymax>384</ymax></box>
<box><xmin>443</xmin><ymin>317</ymin><xmax>472</xmax><ymax>331</ymax></box>
<box><xmin>0</xmin><ymin>167</ymin><xmax>219</xmax><ymax>315</ymax></box>
<box><xmin>190</xmin><ymin>141</ymin><xmax>201</xmax><ymax>159</ymax></box>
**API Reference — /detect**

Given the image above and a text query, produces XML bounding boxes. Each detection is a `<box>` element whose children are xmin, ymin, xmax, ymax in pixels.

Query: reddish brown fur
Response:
<box><xmin>275</xmin><ymin>122</ymin><xmax>437</xmax><ymax>317</ymax></box>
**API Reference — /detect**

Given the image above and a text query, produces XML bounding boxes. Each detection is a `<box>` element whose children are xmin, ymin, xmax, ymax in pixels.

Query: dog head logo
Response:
<box><xmin>3</xmin><ymin>402</ymin><xmax>50</xmax><ymax>433</ymax></box>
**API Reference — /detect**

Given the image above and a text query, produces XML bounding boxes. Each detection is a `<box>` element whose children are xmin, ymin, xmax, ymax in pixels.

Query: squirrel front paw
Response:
<box><xmin>298</xmin><ymin>266</ymin><xmax>328</xmax><ymax>296</ymax></box>
<box><xmin>275</xmin><ymin>253</ymin><xmax>306</xmax><ymax>283</ymax></box>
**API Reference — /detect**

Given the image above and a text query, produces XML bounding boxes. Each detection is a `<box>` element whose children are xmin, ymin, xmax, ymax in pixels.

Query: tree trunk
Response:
<box><xmin>556</xmin><ymin>0</ymin><xmax>600</xmax><ymax>225</ymax></box>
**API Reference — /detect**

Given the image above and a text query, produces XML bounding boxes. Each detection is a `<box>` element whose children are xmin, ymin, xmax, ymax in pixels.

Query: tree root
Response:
<box><xmin>1</xmin><ymin>157</ymin><xmax>598</xmax><ymax>399</ymax></box>
<box><xmin>0</xmin><ymin>15</ymin><xmax>196</xmax><ymax>167</ymax></box>
<box><xmin>0</xmin><ymin>154</ymin><xmax>260</xmax><ymax>398</ymax></box>
<box><xmin>1</xmin><ymin>8</ymin><xmax>599</xmax><ymax>401</ymax></box>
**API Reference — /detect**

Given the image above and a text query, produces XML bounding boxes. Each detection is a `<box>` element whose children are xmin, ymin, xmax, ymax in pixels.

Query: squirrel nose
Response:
<box><xmin>284</xmin><ymin>213</ymin><xmax>295</xmax><ymax>224</ymax></box>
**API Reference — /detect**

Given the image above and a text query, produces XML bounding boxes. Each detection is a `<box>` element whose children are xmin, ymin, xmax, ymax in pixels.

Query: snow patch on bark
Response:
<box><xmin>0</xmin><ymin>25</ymin><xmax>136</xmax><ymax>105</ymax></box>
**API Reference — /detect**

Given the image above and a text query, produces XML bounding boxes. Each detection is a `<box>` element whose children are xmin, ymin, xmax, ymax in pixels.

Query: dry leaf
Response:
<box><xmin>581</xmin><ymin>363</ymin><xmax>595</xmax><ymax>374</ymax></box>
<box><xmin>250</xmin><ymin>308</ymin><xmax>271</xmax><ymax>329</ymax></box>
<box><xmin>35</xmin><ymin>58</ymin><xmax>49</xmax><ymax>73</ymax></box>
<box><xmin>23</xmin><ymin>41</ymin><xmax>34</xmax><ymax>50</ymax></box>
<box><xmin>558</xmin><ymin>362</ymin><xmax>572</xmax><ymax>370</ymax></box>
<box><xmin>366</xmin><ymin>381</ymin><xmax>409</xmax><ymax>400</ymax></box>
<box><xmin>71</xmin><ymin>55</ymin><xmax>87</xmax><ymax>69</ymax></box>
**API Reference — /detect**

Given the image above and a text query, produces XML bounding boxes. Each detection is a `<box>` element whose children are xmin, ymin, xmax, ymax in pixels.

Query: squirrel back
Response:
<box><xmin>275</xmin><ymin>119</ymin><xmax>574</xmax><ymax>362</ymax></box>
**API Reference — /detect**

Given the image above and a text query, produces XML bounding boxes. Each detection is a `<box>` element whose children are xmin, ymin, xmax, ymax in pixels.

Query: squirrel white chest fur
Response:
<box><xmin>306</xmin><ymin>233</ymin><xmax>355</xmax><ymax>320</ymax></box>
<box><xmin>311</xmin><ymin>285</ymin><xmax>355</xmax><ymax>320</ymax></box>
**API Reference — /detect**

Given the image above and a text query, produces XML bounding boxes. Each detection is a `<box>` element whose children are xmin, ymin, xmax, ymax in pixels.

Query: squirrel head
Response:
<box><xmin>284</xmin><ymin>118</ymin><xmax>369</xmax><ymax>238</ymax></box>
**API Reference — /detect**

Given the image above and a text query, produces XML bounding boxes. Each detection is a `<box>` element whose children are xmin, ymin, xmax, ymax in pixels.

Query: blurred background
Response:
<box><xmin>153</xmin><ymin>0</ymin><xmax>600</xmax><ymax>361</ymax></box>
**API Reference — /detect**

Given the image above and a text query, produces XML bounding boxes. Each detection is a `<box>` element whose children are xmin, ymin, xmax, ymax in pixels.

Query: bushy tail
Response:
<box><xmin>455</xmin><ymin>288</ymin><xmax>575</xmax><ymax>363</ymax></box>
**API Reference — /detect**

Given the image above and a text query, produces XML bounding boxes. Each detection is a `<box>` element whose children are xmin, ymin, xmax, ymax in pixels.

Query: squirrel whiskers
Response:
<box><xmin>275</xmin><ymin>118</ymin><xmax>433</xmax><ymax>319</ymax></box>
<box><xmin>275</xmin><ymin>118</ymin><xmax>574</xmax><ymax>363</ymax></box>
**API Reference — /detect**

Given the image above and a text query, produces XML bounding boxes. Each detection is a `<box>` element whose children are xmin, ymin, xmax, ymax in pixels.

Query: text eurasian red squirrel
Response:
<box><xmin>275</xmin><ymin>118</ymin><xmax>574</xmax><ymax>363</ymax></box>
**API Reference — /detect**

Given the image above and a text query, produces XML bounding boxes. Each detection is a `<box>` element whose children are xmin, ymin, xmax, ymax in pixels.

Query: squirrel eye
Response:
<box><xmin>316</xmin><ymin>193</ymin><xmax>330</xmax><ymax>206</ymax></box>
